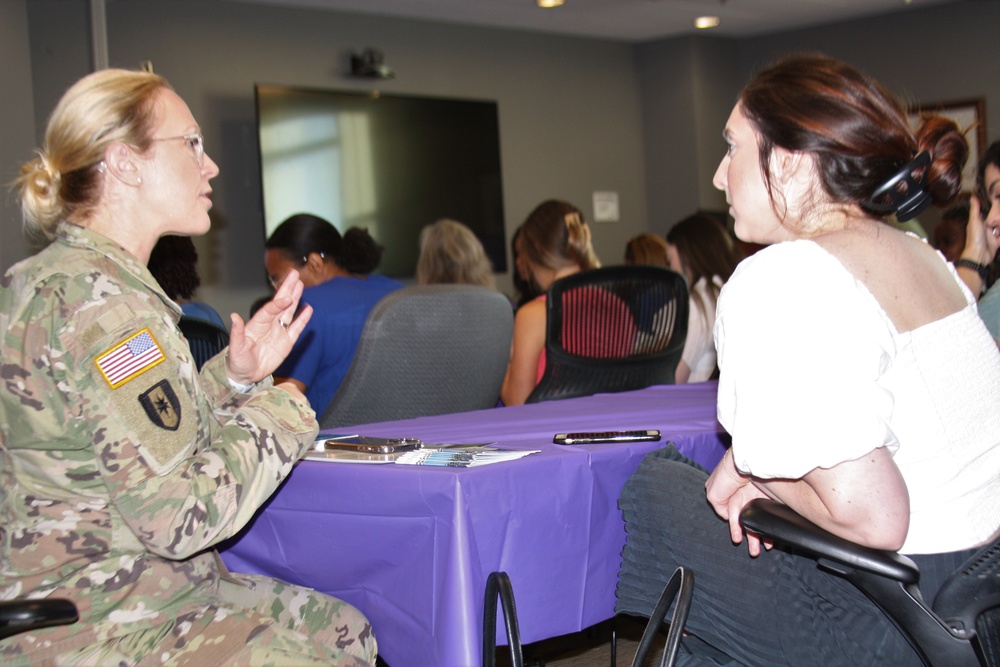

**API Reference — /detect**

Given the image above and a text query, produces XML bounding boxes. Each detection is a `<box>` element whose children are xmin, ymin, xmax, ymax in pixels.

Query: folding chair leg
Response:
<box><xmin>610</xmin><ymin>614</ymin><xmax>617</xmax><ymax>667</ymax></box>
<box><xmin>630</xmin><ymin>567</ymin><xmax>694</xmax><ymax>667</ymax></box>
<box><xmin>484</xmin><ymin>571</ymin><xmax>524</xmax><ymax>667</ymax></box>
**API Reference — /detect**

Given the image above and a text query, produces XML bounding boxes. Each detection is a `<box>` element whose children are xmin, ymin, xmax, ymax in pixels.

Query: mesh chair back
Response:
<box><xmin>178</xmin><ymin>316</ymin><xmax>230</xmax><ymax>371</ymax></box>
<box><xmin>526</xmin><ymin>265</ymin><xmax>689</xmax><ymax>404</ymax></box>
<box><xmin>319</xmin><ymin>285</ymin><xmax>514</xmax><ymax>429</ymax></box>
<box><xmin>934</xmin><ymin>534</ymin><xmax>1000</xmax><ymax>666</ymax></box>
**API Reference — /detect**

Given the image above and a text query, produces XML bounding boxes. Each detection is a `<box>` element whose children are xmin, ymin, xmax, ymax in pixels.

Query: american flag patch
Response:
<box><xmin>95</xmin><ymin>329</ymin><xmax>165</xmax><ymax>388</ymax></box>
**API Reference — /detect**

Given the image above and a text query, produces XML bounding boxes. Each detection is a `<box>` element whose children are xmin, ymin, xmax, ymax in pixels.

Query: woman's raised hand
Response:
<box><xmin>226</xmin><ymin>269</ymin><xmax>313</xmax><ymax>385</ymax></box>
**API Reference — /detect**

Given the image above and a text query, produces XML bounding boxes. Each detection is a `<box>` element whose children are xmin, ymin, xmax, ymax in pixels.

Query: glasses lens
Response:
<box><xmin>190</xmin><ymin>134</ymin><xmax>204</xmax><ymax>165</ymax></box>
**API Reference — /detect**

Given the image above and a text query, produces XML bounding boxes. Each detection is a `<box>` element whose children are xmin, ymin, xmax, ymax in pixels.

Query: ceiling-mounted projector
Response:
<box><xmin>350</xmin><ymin>48</ymin><xmax>395</xmax><ymax>79</ymax></box>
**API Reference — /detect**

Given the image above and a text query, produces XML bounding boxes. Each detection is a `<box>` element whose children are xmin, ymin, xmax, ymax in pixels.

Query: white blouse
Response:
<box><xmin>714</xmin><ymin>240</ymin><xmax>1000</xmax><ymax>554</ymax></box>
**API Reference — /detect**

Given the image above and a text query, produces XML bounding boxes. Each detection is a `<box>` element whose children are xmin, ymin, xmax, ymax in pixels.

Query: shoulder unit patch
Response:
<box><xmin>138</xmin><ymin>379</ymin><xmax>181</xmax><ymax>431</ymax></box>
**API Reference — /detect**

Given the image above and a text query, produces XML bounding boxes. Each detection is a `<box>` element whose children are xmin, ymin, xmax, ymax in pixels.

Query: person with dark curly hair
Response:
<box><xmin>265</xmin><ymin>213</ymin><xmax>402</xmax><ymax>412</ymax></box>
<box><xmin>147</xmin><ymin>234</ymin><xmax>226</xmax><ymax>328</ymax></box>
<box><xmin>617</xmin><ymin>54</ymin><xmax>1000</xmax><ymax>666</ymax></box>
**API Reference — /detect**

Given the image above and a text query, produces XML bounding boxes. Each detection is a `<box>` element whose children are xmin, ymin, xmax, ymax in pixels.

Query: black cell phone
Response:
<box><xmin>553</xmin><ymin>430</ymin><xmax>661</xmax><ymax>445</ymax></box>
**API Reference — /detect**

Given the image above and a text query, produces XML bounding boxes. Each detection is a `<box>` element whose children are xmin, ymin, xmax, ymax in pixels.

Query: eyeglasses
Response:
<box><xmin>268</xmin><ymin>253</ymin><xmax>325</xmax><ymax>290</ymax></box>
<box><xmin>153</xmin><ymin>132</ymin><xmax>204</xmax><ymax>166</ymax></box>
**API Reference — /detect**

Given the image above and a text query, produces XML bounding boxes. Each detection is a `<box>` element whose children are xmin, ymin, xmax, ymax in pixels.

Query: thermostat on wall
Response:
<box><xmin>593</xmin><ymin>191</ymin><xmax>620</xmax><ymax>223</ymax></box>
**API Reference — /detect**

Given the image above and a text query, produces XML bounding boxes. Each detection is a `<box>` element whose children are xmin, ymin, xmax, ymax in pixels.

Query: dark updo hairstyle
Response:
<box><xmin>265</xmin><ymin>213</ymin><xmax>384</xmax><ymax>275</ymax></box>
<box><xmin>739</xmin><ymin>53</ymin><xmax>967</xmax><ymax>220</ymax></box>
<box><xmin>518</xmin><ymin>199</ymin><xmax>600</xmax><ymax>274</ymax></box>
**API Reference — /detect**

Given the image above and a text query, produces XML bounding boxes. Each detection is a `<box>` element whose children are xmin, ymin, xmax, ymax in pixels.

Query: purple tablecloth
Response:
<box><xmin>220</xmin><ymin>382</ymin><xmax>727</xmax><ymax>667</ymax></box>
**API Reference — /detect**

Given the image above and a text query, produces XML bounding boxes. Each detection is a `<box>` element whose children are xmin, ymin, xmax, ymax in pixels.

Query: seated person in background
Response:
<box><xmin>511</xmin><ymin>224</ymin><xmax>541</xmax><ymax>309</ymax></box>
<box><xmin>618</xmin><ymin>53</ymin><xmax>1000</xmax><ymax>666</ymax></box>
<box><xmin>2</xmin><ymin>68</ymin><xmax>376</xmax><ymax>666</ymax></box>
<box><xmin>624</xmin><ymin>232</ymin><xmax>670</xmax><ymax>266</ymax></box>
<box><xmin>665</xmin><ymin>214</ymin><xmax>741</xmax><ymax>383</ymax></box>
<box><xmin>147</xmin><ymin>234</ymin><xmax>227</xmax><ymax>328</ymax></box>
<box><xmin>931</xmin><ymin>198</ymin><xmax>969</xmax><ymax>262</ymax></box>
<box><xmin>500</xmin><ymin>200</ymin><xmax>600</xmax><ymax>406</ymax></box>
<box><xmin>956</xmin><ymin>141</ymin><xmax>1000</xmax><ymax>339</ymax></box>
<box><xmin>416</xmin><ymin>218</ymin><xmax>496</xmax><ymax>288</ymax></box>
<box><xmin>265</xmin><ymin>213</ymin><xmax>402</xmax><ymax>412</ymax></box>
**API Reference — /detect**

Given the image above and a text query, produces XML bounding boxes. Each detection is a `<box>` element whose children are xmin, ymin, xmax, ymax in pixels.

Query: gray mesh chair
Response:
<box><xmin>319</xmin><ymin>284</ymin><xmax>513</xmax><ymax>429</ymax></box>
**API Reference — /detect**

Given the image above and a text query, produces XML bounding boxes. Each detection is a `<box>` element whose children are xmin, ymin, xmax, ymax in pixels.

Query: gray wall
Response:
<box><xmin>22</xmin><ymin>0</ymin><xmax>648</xmax><ymax>316</ymax></box>
<box><xmin>736</xmin><ymin>0</ymin><xmax>1000</xmax><ymax>137</ymax></box>
<box><xmin>0</xmin><ymin>0</ymin><xmax>39</xmax><ymax>271</ymax></box>
<box><xmin>7</xmin><ymin>0</ymin><xmax>1000</xmax><ymax>317</ymax></box>
<box><xmin>635</xmin><ymin>36</ymin><xmax>740</xmax><ymax>235</ymax></box>
<box><xmin>635</xmin><ymin>0</ymin><xmax>1000</xmax><ymax>236</ymax></box>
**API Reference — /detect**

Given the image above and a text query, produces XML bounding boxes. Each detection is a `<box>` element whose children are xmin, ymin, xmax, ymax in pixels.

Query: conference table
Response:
<box><xmin>220</xmin><ymin>382</ymin><xmax>728</xmax><ymax>667</ymax></box>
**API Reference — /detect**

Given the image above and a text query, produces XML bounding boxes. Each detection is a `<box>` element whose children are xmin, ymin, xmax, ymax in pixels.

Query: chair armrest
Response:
<box><xmin>739</xmin><ymin>498</ymin><xmax>920</xmax><ymax>585</ymax></box>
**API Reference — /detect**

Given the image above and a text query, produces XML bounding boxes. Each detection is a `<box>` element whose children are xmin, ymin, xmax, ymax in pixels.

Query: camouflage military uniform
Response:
<box><xmin>0</xmin><ymin>222</ymin><xmax>377</xmax><ymax>665</ymax></box>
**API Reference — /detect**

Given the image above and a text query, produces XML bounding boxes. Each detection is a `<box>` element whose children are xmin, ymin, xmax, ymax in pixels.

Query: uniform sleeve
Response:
<box><xmin>49</xmin><ymin>278</ymin><xmax>318</xmax><ymax>560</ymax></box>
<box><xmin>714</xmin><ymin>242</ymin><xmax>897</xmax><ymax>479</ymax></box>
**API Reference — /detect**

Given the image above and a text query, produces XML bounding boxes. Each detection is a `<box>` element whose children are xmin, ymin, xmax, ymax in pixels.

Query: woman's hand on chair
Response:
<box><xmin>706</xmin><ymin>450</ymin><xmax>773</xmax><ymax>556</ymax></box>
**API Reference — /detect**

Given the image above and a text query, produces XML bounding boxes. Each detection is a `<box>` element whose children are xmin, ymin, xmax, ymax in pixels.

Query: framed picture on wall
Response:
<box><xmin>909</xmin><ymin>98</ymin><xmax>986</xmax><ymax>193</ymax></box>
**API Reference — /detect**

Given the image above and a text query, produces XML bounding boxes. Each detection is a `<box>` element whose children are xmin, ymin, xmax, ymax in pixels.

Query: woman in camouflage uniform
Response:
<box><xmin>0</xmin><ymin>69</ymin><xmax>377</xmax><ymax>665</ymax></box>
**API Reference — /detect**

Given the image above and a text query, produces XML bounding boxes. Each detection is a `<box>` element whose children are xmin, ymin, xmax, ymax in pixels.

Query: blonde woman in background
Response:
<box><xmin>500</xmin><ymin>200</ymin><xmax>600</xmax><ymax>406</ymax></box>
<box><xmin>415</xmin><ymin>218</ymin><xmax>496</xmax><ymax>288</ymax></box>
<box><xmin>624</xmin><ymin>232</ymin><xmax>670</xmax><ymax>266</ymax></box>
<box><xmin>666</xmin><ymin>213</ymin><xmax>741</xmax><ymax>383</ymax></box>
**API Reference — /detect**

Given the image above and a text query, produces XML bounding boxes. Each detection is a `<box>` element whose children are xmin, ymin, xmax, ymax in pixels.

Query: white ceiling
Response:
<box><xmin>223</xmin><ymin>0</ymin><xmax>959</xmax><ymax>42</ymax></box>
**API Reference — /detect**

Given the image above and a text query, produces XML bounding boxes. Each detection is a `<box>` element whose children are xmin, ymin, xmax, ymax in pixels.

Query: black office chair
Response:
<box><xmin>319</xmin><ymin>285</ymin><xmax>513</xmax><ymax>429</ymax></box>
<box><xmin>739</xmin><ymin>498</ymin><xmax>1000</xmax><ymax>667</ymax></box>
<box><xmin>177</xmin><ymin>316</ymin><xmax>230</xmax><ymax>371</ymax></box>
<box><xmin>0</xmin><ymin>599</ymin><xmax>79</xmax><ymax>640</ymax></box>
<box><xmin>526</xmin><ymin>265</ymin><xmax>688</xmax><ymax>404</ymax></box>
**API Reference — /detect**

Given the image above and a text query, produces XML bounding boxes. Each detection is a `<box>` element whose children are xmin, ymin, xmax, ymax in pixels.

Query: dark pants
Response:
<box><xmin>615</xmin><ymin>447</ymin><xmax>975</xmax><ymax>667</ymax></box>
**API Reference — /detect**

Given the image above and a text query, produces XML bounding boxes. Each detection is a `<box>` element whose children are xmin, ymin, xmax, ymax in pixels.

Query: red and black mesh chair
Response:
<box><xmin>526</xmin><ymin>265</ymin><xmax>689</xmax><ymax>404</ymax></box>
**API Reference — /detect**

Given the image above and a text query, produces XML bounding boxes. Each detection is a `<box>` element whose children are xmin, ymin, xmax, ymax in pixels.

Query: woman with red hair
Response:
<box><xmin>617</xmin><ymin>54</ymin><xmax>1000</xmax><ymax>666</ymax></box>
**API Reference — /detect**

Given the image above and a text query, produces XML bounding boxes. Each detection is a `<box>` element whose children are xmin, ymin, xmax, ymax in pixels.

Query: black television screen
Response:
<box><xmin>255</xmin><ymin>85</ymin><xmax>507</xmax><ymax>277</ymax></box>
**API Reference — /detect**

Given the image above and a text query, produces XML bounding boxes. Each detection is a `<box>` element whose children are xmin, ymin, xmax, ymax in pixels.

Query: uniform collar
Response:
<box><xmin>55</xmin><ymin>221</ymin><xmax>183</xmax><ymax>318</ymax></box>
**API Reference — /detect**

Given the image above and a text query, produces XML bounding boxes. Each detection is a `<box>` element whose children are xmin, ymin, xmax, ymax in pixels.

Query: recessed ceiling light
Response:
<box><xmin>694</xmin><ymin>16</ymin><xmax>721</xmax><ymax>29</ymax></box>
<box><xmin>537</xmin><ymin>0</ymin><xmax>565</xmax><ymax>7</ymax></box>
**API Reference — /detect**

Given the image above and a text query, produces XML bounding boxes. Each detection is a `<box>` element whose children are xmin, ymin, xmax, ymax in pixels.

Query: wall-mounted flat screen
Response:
<box><xmin>255</xmin><ymin>85</ymin><xmax>507</xmax><ymax>277</ymax></box>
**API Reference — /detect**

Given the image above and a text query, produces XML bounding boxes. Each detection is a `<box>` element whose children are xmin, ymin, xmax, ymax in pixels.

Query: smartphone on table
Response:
<box><xmin>553</xmin><ymin>430</ymin><xmax>661</xmax><ymax>445</ymax></box>
<box><xmin>316</xmin><ymin>435</ymin><xmax>423</xmax><ymax>454</ymax></box>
